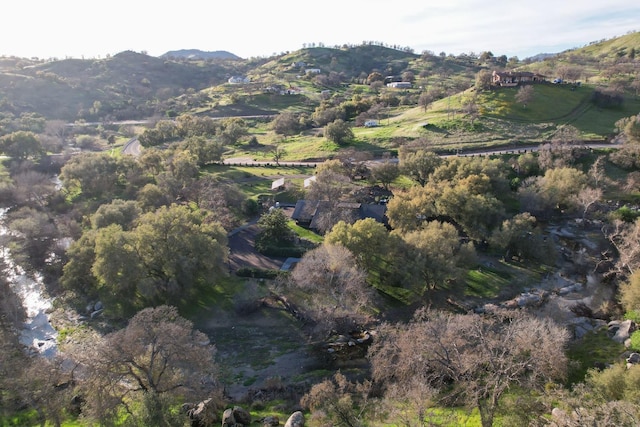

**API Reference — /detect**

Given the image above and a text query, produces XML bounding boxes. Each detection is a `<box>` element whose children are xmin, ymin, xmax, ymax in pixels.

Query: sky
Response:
<box><xmin>2</xmin><ymin>1</ymin><xmax>639</xmax><ymax>61</ymax></box>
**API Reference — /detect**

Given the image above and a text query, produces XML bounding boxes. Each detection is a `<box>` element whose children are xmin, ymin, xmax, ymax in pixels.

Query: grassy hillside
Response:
<box><xmin>256</xmin><ymin>44</ymin><xmax>419</xmax><ymax>79</ymax></box>
<box><xmin>568</xmin><ymin>31</ymin><xmax>640</xmax><ymax>60</ymax></box>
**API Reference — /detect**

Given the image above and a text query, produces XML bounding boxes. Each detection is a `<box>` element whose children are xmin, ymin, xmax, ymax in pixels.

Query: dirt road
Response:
<box><xmin>227</xmin><ymin>207</ymin><xmax>295</xmax><ymax>272</ymax></box>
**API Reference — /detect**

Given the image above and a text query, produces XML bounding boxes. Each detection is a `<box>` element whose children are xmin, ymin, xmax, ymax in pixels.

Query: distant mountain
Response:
<box><xmin>0</xmin><ymin>50</ymin><xmax>246</xmax><ymax>120</ymax></box>
<box><xmin>160</xmin><ymin>49</ymin><xmax>241</xmax><ymax>60</ymax></box>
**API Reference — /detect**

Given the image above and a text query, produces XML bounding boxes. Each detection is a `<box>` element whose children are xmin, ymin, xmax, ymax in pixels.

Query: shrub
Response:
<box><xmin>630</xmin><ymin>330</ymin><xmax>640</xmax><ymax>351</ymax></box>
<box><xmin>256</xmin><ymin>244</ymin><xmax>305</xmax><ymax>258</ymax></box>
<box><xmin>611</xmin><ymin>205</ymin><xmax>640</xmax><ymax>222</ymax></box>
<box><xmin>235</xmin><ymin>267</ymin><xmax>281</xmax><ymax>279</ymax></box>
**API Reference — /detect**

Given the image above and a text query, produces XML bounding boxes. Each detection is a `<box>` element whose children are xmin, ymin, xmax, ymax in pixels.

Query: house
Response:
<box><xmin>491</xmin><ymin>71</ymin><xmax>545</xmax><ymax>87</ymax></box>
<box><xmin>291</xmin><ymin>200</ymin><xmax>388</xmax><ymax>232</ymax></box>
<box><xmin>228</xmin><ymin>76</ymin><xmax>250</xmax><ymax>84</ymax></box>
<box><xmin>386</xmin><ymin>81</ymin><xmax>412</xmax><ymax>89</ymax></box>
<box><xmin>291</xmin><ymin>61</ymin><xmax>306</xmax><ymax>68</ymax></box>
<box><xmin>305</xmin><ymin>68</ymin><xmax>321</xmax><ymax>74</ymax></box>
<box><xmin>364</xmin><ymin>120</ymin><xmax>379</xmax><ymax>128</ymax></box>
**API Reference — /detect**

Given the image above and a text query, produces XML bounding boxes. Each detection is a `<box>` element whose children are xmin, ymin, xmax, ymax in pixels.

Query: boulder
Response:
<box><xmin>612</xmin><ymin>319</ymin><xmax>635</xmax><ymax>344</ymax></box>
<box><xmin>222</xmin><ymin>408</ymin><xmax>236</xmax><ymax>427</ymax></box>
<box><xmin>90</xmin><ymin>309</ymin><xmax>104</xmax><ymax>319</ymax></box>
<box><xmin>185</xmin><ymin>398</ymin><xmax>219</xmax><ymax>427</ymax></box>
<box><xmin>516</xmin><ymin>292</ymin><xmax>542</xmax><ymax>307</ymax></box>
<box><xmin>567</xmin><ymin>317</ymin><xmax>608</xmax><ymax>339</ymax></box>
<box><xmin>261</xmin><ymin>416</ymin><xmax>280</xmax><ymax>426</ymax></box>
<box><xmin>627</xmin><ymin>352</ymin><xmax>640</xmax><ymax>364</ymax></box>
<box><xmin>284</xmin><ymin>411</ymin><xmax>304</xmax><ymax>427</ymax></box>
<box><xmin>232</xmin><ymin>406</ymin><xmax>251</xmax><ymax>425</ymax></box>
<box><xmin>551</xmin><ymin>407</ymin><xmax>568</xmax><ymax>422</ymax></box>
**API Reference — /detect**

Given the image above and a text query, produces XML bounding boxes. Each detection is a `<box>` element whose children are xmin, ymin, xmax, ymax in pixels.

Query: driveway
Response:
<box><xmin>227</xmin><ymin>207</ymin><xmax>295</xmax><ymax>272</ymax></box>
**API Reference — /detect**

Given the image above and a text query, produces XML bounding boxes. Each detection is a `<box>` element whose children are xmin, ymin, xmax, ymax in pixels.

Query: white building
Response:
<box><xmin>386</xmin><ymin>81</ymin><xmax>412</xmax><ymax>89</ymax></box>
<box><xmin>228</xmin><ymin>76</ymin><xmax>250</xmax><ymax>84</ymax></box>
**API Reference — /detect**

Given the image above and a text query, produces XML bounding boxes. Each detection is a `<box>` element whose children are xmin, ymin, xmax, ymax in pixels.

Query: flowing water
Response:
<box><xmin>1</xmin><ymin>208</ymin><xmax>58</xmax><ymax>357</ymax></box>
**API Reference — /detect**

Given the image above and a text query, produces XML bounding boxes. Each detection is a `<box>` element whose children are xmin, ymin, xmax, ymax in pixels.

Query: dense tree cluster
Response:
<box><xmin>62</xmin><ymin>204</ymin><xmax>228</xmax><ymax>314</ymax></box>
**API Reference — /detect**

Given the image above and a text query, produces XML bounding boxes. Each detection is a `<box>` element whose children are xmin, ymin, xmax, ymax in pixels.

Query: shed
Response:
<box><xmin>271</xmin><ymin>178</ymin><xmax>285</xmax><ymax>190</ymax></box>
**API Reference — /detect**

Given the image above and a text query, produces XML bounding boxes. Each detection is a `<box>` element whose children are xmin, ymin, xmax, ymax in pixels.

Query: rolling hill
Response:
<box><xmin>0</xmin><ymin>33</ymin><xmax>638</xmax><ymax>154</ymax></box>
<box><xmin>160</xmin><ymin>49</ymin><xmax>241</xmax><ymax>60</ymax></box>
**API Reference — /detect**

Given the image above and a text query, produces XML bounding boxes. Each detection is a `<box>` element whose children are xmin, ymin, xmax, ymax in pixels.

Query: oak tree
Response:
<box><xmin>398</xmin><ymin>149</ymin><xmax>443</xmax><ymax>187</ymax></box>
<box><xmin>325</xmin><ymin>119</ymin><xmax>354</xmax><ymax>146</ymax></box>
<box><xmin>397</xmin><ymin>221</ymin><xmax>476</xmax><ymax>294</ymax></box>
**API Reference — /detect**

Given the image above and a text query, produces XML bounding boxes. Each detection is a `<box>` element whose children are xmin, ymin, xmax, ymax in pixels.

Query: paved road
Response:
<box><xmin>122</xmin><ymin>137</ymin><xmax>140</xmax><ymax>156</ymax></box>
<box><xmin>222</xmin><ymin>141</ymin><xmax>620</xmax><ymax>166</ymax></box>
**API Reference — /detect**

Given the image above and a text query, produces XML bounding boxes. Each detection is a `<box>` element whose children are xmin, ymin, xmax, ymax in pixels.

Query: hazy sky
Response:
<box><xmin>2</xmin><ymin>1</ymin><xmax>639</xmax><ymax>60</ymax></box>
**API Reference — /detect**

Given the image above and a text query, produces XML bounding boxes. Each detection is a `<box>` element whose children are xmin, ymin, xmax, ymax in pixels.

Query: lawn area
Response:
<box><xmin>479</xmin><ymin>84</ymin><xmax>592</xmax><ymax>122</ymax></box>
<box><xmin>288</xmin><ymin>220</ymin><xmax>324</xmax><ymax>244</ymax></box>
<box><xmin>465</xmin><ymin>266</ymin><xmax>512</xmax><ymax>298</ymax></box>
<box><xmin>566</xmin><ymin>329</ymin><xmax>626</xmax><ymax>385</ymax></box>
<box><xmin>202</xmin><ymin>164</ymin><xmax>315</xmax><ymax>199</ymax></box>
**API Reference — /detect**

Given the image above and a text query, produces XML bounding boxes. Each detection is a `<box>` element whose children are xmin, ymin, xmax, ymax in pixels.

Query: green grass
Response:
<box><xmin>566</xmin><ymin>329</ymin><xmax>626</xmax><ymax>385</ymax></box>
<box><xmin>182</xmin><ymin>276</ymin><xmax>247</xmax><ymax>318</ymax></box>
<box><xmin>465</xmin><ymin>266</ymin><xmax>512</xmax><ymax>298</ymax></box>
<box><xmin>204</xmin><ymin>164</ymin><xmax>315</xmax><ymax>177</ymax></box>
<box><xmin>201</xmin><ymin>164</ymin><xmax>315</xmax><ymax>200</ymax></box>
<box><xmin>480</xmin><ymin>84</ymin><xmax>592</xmax><ymax>122</ymax></box>
<box><xmin>373</xmin><ymin>405</ymin><xmax>484</xmax><ymax>427</ymax></box>
<box><xmin>288</xmin><ymin>220</ymin><xmax>324</xmax><ymax>244</ymax></box>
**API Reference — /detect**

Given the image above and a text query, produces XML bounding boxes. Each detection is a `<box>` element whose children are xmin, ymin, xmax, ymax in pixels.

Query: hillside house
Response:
<box><xmin>305</xmin><ymin>68</ymin><xmax>321</xmax><ymax>74</ymax></box>
<box><xmin>492</xmin><ymin>71</ymin><xmax>545</xmax><ymax>87</ymax></box>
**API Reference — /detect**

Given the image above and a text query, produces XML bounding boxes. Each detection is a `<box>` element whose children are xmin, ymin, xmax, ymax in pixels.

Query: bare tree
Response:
<box><xmin>589</xmin><ymin>155</ymin><xmax>608</xmax><ymax>189</ymax></box>
<box><xmin>515</xmin><ymin>85</ymin><xmax>534</xmax><ymax>108</ymax></box>
<box><xmin>572</xmin><ymin>186</ymin><xmax>603</xmax><ymax>220</ymax></box>
<box><xmin>78</xmin><ymin>306</ymin><xmax>220</xmax><ymax>424</ymax></box>
<box><xmin>270</xmin><ymin>144</ymin><xmax>287</xmax><ymax>165</ymax></box>
<box><xmin>301</xmin><ymin>372</ymin><xmax>372</xmax><ymax>427</ymax></box>
<box><xmin>290</xmin><ymin>244</ymin><xmax>376</xmax><ymax>336</ymax></box>
<box><xmin>605</xmin><ymin>218</ymin><xmax>640</xmax><ymax>277</ymax></box>
<box><xmin>550</xmin><ymin>382</ymin><xmax>640</xmax><ymax>426</ymax></box>
<box><xmin>368</xmin><ymin>309</ymin><xmax>569</xmax><ymax>427</ymax></box>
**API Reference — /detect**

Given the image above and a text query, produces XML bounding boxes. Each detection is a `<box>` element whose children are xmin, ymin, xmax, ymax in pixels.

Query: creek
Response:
<box><xmin>0</xmin><ymin>208</ymin><xmax>58</xmax><ymax>357</ymax></box>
